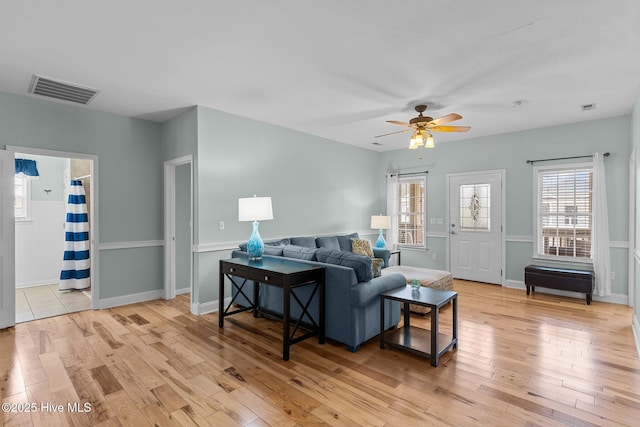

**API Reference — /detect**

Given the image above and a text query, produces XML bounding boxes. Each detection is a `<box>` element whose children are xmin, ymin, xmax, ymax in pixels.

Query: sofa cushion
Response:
<box><xmin>283</xmin><ymin>245</ymin><xmax>318</xmax><ymax>261</ymax></box>
<box><xmin>263</xmin><ymin>246</ymin><xmax>284</xmax><ymax>256</ymax></box>
<box><xmin>290</xmin><ymin>236</ymin><xmax>318</xmax><ymax>248</ymax></box>
<box><xmin>316</xmin><ymin>236</ymin><xmax>340</xmax><ymax>250</ymax></box>
<box><xmin>266</xmin><ymin>238</ymin><xmax>291</xmax><ymax>247</ymax></box>
<box><xmin>336</xmin><ymin>233</ymin><xmax>359</xmax><ymax>251</ymax></box>
<box><xmin>239</xmin><ymin>238</ymin><xmax>290</xmax><ymax>252</ymax></box>
<box><xmin>316</xmin><ymin>248</ymin><xmax>373</xmax><ymax>282</ymax></box>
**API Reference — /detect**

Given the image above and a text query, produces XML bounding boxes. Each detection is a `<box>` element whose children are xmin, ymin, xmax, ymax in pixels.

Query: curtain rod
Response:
<box><xmin>526</xmin><ymin>152</ymin><xmax>609</xmax><ymax>165</ymax></box>
<box><xmin>388</xmin><ymin>170</ymin><xmax>428</xmax><ymax>177</ymax></box>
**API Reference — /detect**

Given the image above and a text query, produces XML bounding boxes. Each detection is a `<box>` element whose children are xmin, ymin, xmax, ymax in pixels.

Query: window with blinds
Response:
<box><xmin>396</xmin><ymin>176</ymin><xmax>426</xmax><ymax>248</ymax></box>
<box><xmin>535</xmin><ymin>165</ymin><xmax>592</xmax><ymax>259</ymax></box>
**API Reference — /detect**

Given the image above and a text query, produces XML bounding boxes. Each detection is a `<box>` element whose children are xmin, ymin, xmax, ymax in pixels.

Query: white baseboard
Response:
<box><xmin>632</xmin><ymin>315</ymin><xmax>640</xmax><ymax>359</ymax></box>
<box><xmin>16</xmin><ymin>279</ymin><xmax>59</xmax><ymax>289</ymax></box>
<box><xmin>505</xmin><ymin>279</ymin><xmax>628</xmax><ymax>305</ymax></box>
<box><xmin>191</xmin><ymin>297</ymin><xmax>232</xmax><ymax>315</ymax></box>
<box><xmin>176</xmin><ymin>287</ymin><xmax>190</xmax><ymax>296</ymax></box>
<box><xmin>98</xmin><ymin>289</ymin><xmax>164</xmax><ymax>309</ymax></box>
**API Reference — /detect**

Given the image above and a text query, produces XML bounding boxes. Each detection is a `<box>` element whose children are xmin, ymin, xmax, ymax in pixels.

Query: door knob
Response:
<box><xmin>451</xmin><ymin>231</ymin><xmax>456</xmax><ymax>235</ymax></box>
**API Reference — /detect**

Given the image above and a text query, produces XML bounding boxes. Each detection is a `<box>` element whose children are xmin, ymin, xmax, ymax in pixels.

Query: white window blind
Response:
<box><xmin>536</xmin><ymin>166</ymin><xmax>592</xmax><ymax>259</ymax></box>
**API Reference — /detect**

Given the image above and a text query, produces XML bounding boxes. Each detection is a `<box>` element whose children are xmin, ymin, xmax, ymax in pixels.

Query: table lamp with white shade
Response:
<box><xmin>238</xmin><ymin>195</ymin><xmax>273</xmax><ymax>260</ymax></box>
<box><xmin>371</xmin><ymin>214</ymin><xmax>391</xmax><ymax>248</ymax></box>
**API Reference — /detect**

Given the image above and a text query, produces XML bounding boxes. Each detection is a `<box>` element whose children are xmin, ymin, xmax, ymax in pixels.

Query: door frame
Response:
<box><xmin>163</xmin><ymin>155</ymin><xmax>193</xmax><ymax>301</ymax></box>
<box><xmin>0</xmin><ymin>150</ymin><xmax>15</xmax><ymax>328</ymax></box>
<box><xmin>446</xmin><ymin>169</ymin><xmax>506</xmax><ymax>286</ymax></box>
<box><xmin>6</xmin><ymin>145</ymin><xmax>99</xmax><ymax>309</ymax></box>
<box><xmin>629</xmin><ymin>147</ymin><xmax>636</xmax><ymax>309</ymax></box>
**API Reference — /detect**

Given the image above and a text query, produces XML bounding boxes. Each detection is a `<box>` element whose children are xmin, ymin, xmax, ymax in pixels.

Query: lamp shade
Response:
<box><xmin>371</xmin><ymin>215</ymin><xmax>391</xmax><ymax>230</ymax></box>
<box><xmin>238</xmin><ymin>196</ymin><xmax>273</xmax><ymax>222</ymax></box>
<box><xmin>425</xmin><ymin>133</ymin><xmax>435</xmax><ymax>148</ymax></box>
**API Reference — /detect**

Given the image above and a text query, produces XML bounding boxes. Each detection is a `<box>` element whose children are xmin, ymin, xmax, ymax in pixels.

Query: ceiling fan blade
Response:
<box><xmin>428</xmin><ymin>113</ymin><xmax>462</xmax><ymax>126</ymax></box>
<box><xmin>386</xmin><ymin>120</ymin><xmax>412</xmax><ymax>127</ymax></box>
<box><xmin>430</xmin><ymin>125</ymin><xmax>471</xmax><ymax>133</ymax></box>
<box><xmin>374</xmin><ymin>129</ymin><xmax>412</xmax><ymax>138</ymax></box>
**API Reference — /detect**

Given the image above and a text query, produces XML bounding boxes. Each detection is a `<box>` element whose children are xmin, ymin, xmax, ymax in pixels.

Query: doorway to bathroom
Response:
<box><xmin>12</xmin><ymin>148</ymin><xmax>97</xmax><ymax>323</ymax></box>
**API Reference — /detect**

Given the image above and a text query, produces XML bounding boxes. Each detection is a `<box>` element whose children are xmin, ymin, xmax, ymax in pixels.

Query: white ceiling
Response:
<box><xmin>1</xmin><ymin>0</ymin><xmax>639</xmax><ymax>151</ymax></box>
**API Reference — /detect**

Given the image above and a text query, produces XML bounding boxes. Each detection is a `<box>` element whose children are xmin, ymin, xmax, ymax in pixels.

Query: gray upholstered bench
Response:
<box><xmin>524</xmin><ymin>265</ymin><xmax>594</xmax><ymax>305</ymax></box>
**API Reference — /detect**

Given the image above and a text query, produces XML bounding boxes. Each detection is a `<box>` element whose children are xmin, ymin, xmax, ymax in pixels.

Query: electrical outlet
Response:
<box><xmin>437</xmin><ymin>218</ymin><xmax>443</xmax><ymax>224</ymax></box>
<box><xmin>430</xmin><ymin>218</ymin><xmax>436</xmax><ymax>224</ymax></box>
<box><xmin>609</xmin><ymin>271</ymin><xmax>615</xmax><ymax>280</ymax></box>
<box><xmin>219</xmin><ymin>221</ymin><xmax>225</xmax><ymax>231</ymax></box>
<box><xmin>432</xmin><ymin>253</ymin><xmax>437</xmax><ymax>260</ymax></box>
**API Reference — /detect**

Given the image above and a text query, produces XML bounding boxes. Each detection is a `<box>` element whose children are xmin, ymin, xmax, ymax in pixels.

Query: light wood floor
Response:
<box><xmin>1</xmin><ymin>280</ymin><xmax>639</xmax><ymax>426</ymax></box>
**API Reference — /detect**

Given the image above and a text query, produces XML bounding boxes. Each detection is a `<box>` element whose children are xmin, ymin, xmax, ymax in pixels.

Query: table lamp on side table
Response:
<box><xmin>371</xmin><ymin>214</ymin><xmax>391</xmax><ymax>248</ymax></box>
<box><xmin>239</xmin><ymin>195</ymin><xmax>273</xmax><ymax>260</ymax></box>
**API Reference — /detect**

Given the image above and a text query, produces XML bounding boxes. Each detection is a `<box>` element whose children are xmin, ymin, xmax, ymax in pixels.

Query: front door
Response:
<box><xmin>448</xmin><ymin>171</ymin><xmax>503</xmax><ymax>284</ymax></box>
<box><xmin>0</xmin><ymin>150</ymin><xmax>15</xmax><ymax>329</ymax></box>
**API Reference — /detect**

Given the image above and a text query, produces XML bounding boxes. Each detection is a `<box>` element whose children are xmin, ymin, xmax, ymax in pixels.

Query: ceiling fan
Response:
<box><xmin>375</xmin><ymin>104</ymin><xmax>470</xmax><ymax>150</ymax></box>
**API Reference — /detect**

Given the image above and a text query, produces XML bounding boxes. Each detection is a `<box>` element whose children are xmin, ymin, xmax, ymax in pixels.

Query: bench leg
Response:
<box><xmin>586</xmin><ymin>293</ymin><xmax>592</xmax><ymax>305</ymax></box>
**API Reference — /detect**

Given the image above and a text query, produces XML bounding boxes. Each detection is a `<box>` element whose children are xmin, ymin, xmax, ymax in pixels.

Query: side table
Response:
<box><xmin>380</xmin><ymin>285</ymin><xmax>457</xmax><ymax>367</ymax></box>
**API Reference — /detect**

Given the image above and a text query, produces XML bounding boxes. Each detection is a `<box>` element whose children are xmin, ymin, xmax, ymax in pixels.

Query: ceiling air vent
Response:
<box><xmin>28</xmin><ymin>75</ymin><xmax>100</xmax><ymax>105</ymax></box>
<box><xmin>581</xmin><ymin>103</ymin><xmax>596</xmax><ymax>111</ymax></box>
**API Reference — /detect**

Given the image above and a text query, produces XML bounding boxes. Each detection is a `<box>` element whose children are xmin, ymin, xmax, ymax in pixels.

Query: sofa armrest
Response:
<box><xmin>351</xmin><ymin>273</ymin><xmax>406</xmax><ymax>307</ymax></box>
<box><xmin>372</xmin><ymin>247</ymin><xmax>391</xmax><ymax>268</ymax></box>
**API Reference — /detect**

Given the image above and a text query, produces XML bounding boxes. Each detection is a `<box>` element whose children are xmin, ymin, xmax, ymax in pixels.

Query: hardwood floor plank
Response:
<box><xmin>89</xmin><ymin>366</ymin><xmax>123</xmax><ymax>396</ymax></box>
<box><xmin>107</xmin><ymin>362</ymin><xmax>161</xmax><ymax>409</ymax></box>
<box><xmin>38</xmin><ymin>351</ymin><xmax>73</xmax><ymax>393</ymax></box>
<box><xmin>207</xmin><ymin>389</ymin><xmax>259</xmax><ymax>425</ymax></box>
<box><xmin>104</xmin><ymin>390</ymin><xmax>153</xmax><ymax>427</ymax></box>
<box><xmin>65</xmin><ymin>364</ymin><xmax>114</xmax><ymax>424</ymax></box>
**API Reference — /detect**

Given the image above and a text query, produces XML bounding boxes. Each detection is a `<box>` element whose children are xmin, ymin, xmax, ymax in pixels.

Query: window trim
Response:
<box><xmin>14</xmin><ymin>174</ymin><xmax>32</xmax><ymax>222</ymax></box>
<box><xmin>395</xmin><ymin>174</ymin><xmax>427</xmax><ymax>250</ymax></box>
<box><xmin>532</xmin><ymin>162</ymin><xmax>594</xmax><ymax>265</ymax></box>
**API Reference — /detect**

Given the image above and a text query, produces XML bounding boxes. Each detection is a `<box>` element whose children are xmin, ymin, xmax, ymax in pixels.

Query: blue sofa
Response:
<box><xmin>232</xmin><ymin>233</ymin><xmax>404</xmax><ymax>352</ymax></box>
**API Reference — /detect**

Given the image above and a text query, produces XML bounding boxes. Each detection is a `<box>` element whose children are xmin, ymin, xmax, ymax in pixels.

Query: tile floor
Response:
<box><xmin>16</xmin><ymin>284</ymin><xmax>91</xmax><ymax>323</ymax></box>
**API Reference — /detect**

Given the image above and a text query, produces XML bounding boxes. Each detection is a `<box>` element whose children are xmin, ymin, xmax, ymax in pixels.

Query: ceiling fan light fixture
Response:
<box><xmin>409</xmin><ymin>130</ymin><xmax>424</xmax><ymax>148</ymax></box>
<box><xmin>425</xmin><ymin>132</ymin><xmax>435</xmax><ymax>148</ymax></box>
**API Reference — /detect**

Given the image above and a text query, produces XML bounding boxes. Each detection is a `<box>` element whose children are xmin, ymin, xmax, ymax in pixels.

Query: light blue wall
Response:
<box><xmin>161</xmin><ymin>107</ymin><xmax>198</xmax><ymax>163</ymax></box>
<box><xmin>380</xmin><ymin>115</ymin><xmax>631</xmax><ymax>296</ymax></box>
<box><xmin>0</xmin><ymin>91</ymin><xmax>164</xmax><ymax>300</ymax></box>
<box><xmin>193</xmin><ymin>105</ymin><xmax>382</xmax><ymax>304</ymax></box>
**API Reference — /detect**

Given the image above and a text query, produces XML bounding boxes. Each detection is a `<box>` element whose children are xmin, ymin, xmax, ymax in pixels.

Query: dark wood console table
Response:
<box><xmin>219</xmin><ymin>257</ymin><xmax>325</xmax><ymax>361</ymax></box>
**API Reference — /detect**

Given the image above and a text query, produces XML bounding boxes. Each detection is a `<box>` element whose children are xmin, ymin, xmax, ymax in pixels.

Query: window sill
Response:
<box><xmin>532</xmin><ymin>255</ymin><xmax>593</xmax><ymax>267</ymax></box>
<box><xmin>397</xmin><ymin>245</ymin><xmax>427</xmax><ymax>251</ymax></box>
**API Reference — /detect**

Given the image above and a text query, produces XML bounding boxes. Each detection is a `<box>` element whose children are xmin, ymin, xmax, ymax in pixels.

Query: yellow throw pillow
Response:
<box><xmin>351</xmin><ymin>238</ymin><xmax>374</xmax><ymax>257</ymax></box>
<box><xmin>372</xmin><ymin>258</ymin><xmax>383</xmax><ymax>278</ymax></box>
<box><xmin>351</xmin><ymin>238</ymin><xmax>382</xmax><ymax>277</ymax></box>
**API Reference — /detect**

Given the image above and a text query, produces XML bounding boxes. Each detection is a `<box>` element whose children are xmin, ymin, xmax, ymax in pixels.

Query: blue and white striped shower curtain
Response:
<box><xmin>59</xmin><ymin>180</ymin><xmax>90</xmax><ymax>290</ymax></box>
